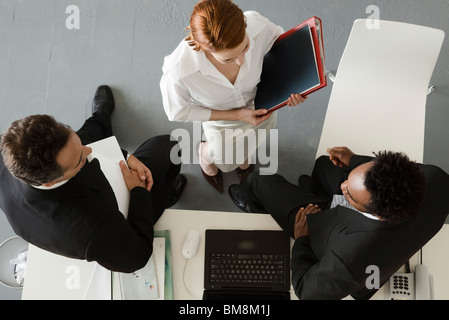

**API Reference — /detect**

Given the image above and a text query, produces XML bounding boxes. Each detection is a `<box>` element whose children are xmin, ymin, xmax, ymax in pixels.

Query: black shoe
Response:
<box><xmin>92</xmin><ymin>85</ymin><xmax>115</xmax><ymax>116</ymax></box>
<box><xmin>228</xmin><ymin>184</ymin><xmax>251</xmax><ymax>213</ymax></box>
<box><xmin>167</xmin><ymin>174</ymin><xmax>187</xmax><ymax>207</ymax></box>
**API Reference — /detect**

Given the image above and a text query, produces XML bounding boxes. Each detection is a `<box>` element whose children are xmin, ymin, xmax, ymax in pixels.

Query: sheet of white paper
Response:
<box><xmin>153</xmin><ymin>237</ymin><xmax>166</xmax><ymax>300</ymax></box>
<box><xmin>84</xmin><ymin>263</ymin><xmax>111</xmax><ymax>300</ymax></box>
<box><xmin>87</xmin><ymin>136</ymin><xmax>130</xmax><ymax>218</ymax></box>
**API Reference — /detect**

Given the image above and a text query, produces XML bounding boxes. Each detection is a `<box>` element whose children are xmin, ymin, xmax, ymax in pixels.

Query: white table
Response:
<box><xmin>21</xmin><ymin>209</ymin><xmax>448</xmax><ymax>300</ymax></box>
<box><xmin>142</xmin><ymin>209</ymin><xmax>449</xmax><ymax>300</ymax></box>
<box><xmin>22</xmin><ymin>245</ymin><xmax>108</xmax><ymax>300</ymax></box>
<box><xmin>21</xmin><ymin>209</ymin><xmax>293</xmax><ymax>300</ymax></box>
<box><xmin>421</xmin><ymin>224</ymin><xmax>449</xmax><ymax>299</ymax></box>
<box><xmin>153</xmin><ymin>209</ymin><xmax>294</xmax><ymax>300</ymax></box>
<box><xmin>316</xmin><ymin>20</ymin><xmax>444</xmax><ymax>162</ymax></box>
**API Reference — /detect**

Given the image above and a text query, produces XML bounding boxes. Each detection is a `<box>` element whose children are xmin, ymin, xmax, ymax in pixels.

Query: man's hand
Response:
<box><xmin>126</xmin><ymin>155</ymin><xmax>153</xmax><ymax>191</ymax></box>
<box><xmin>119</xmin><ymin>160</ymin><xmax>150</xmax><ymax>192</ymax></box>
<box><xmin>294</xmin><ymin>204</ymin><xmax>321</xmax><ymax>239</ymax></box>
<box><xmin>327</xmin><ymin>147</ymin><xmax>355</xmax><ymax>167</ymax></box>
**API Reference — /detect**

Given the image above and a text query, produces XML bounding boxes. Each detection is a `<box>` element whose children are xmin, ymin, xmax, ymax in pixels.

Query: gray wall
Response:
<box><xmin>0</xmin><ymin>0</ymin><xmax>448</xmax><ymax>299</ymax></box>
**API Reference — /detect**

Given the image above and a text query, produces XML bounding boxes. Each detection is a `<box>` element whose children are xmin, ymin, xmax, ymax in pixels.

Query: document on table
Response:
<box><xmin>87</xmin><ymin>136</ymin><xmax>130</xmax><ymax>218</ymax></box>
<box><xmin>118</xmin><ymin>237</ymin><xmax>166</xmax><ymax>300</ymax></box>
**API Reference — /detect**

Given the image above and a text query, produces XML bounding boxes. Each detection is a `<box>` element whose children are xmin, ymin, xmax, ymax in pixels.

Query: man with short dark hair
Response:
<box><xmin>229</xmin><ymin>147</ymin><xmax>449</xmax><ymax>299</ymax></box>
<box><xmin>0</xmin><ymin>85</ymin><xmax>186</xmax><ymax>273</ymax></box>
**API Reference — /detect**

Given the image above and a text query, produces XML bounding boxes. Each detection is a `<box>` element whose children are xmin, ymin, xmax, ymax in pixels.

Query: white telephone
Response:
<box><xmin>389</xmin><ymin>264</ymin><xmax>433</xmax><ymax>300</ymax></box>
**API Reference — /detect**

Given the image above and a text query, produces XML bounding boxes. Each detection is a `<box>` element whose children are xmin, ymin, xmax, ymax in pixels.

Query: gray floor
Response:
<box><xmin>1</xmin><ymin>0</ymin><xmax>448</xmax><ymax>299</ymax></box>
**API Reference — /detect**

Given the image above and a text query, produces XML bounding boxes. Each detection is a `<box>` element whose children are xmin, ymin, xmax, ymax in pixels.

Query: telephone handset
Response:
<box><xmin>389</xmin><ymin>264</ymin><xmax>433</xmax><ymax>300</ymax></box>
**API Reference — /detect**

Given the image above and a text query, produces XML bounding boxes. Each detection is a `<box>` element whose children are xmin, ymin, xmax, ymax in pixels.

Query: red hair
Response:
<box><xmin>186</xmin><ymin>0</ymin><xmax>247</xmax><ymax>52</ymax></box>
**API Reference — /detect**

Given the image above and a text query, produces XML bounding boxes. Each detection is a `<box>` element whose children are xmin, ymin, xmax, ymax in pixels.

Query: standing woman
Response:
<box><xmin>161</xmin><ymin>0</ymin><xmax>306</xmax><ymax>193</ymax></box>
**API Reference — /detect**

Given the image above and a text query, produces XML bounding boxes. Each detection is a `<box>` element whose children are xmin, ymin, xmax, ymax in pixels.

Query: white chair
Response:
<box><xmin>317</xmin><ymin>19</ymin><xmax>445</xmax><ymax>162</ymax></box>
<box><xmin>0</xmin><ymin>236</ymin><xmax>28</xmax><ymax>289</ymax></box>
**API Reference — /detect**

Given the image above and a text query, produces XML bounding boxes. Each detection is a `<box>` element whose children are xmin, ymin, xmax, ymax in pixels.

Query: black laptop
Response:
<box><xmin>203</xmin><ymin>229</ymin><xmax>291</xmax><ymax>300</ymax></box>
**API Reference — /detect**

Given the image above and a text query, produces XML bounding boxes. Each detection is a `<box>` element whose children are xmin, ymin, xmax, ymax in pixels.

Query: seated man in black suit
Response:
<box><xmin>229</xmin><ymin>147</ymin><xmax>449</xmax><ymax>299</ymax></box>
<box><xmin>0</xmin><ymin>85</ymin><xmax>186</xmax><ymax>273</ymax></box>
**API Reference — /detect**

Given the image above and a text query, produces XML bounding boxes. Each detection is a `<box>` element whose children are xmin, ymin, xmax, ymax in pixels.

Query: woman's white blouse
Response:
<box><xmin>160</xmin><ymin>11</ymin><xmax>284</xmax><ymax>122</ymax></box>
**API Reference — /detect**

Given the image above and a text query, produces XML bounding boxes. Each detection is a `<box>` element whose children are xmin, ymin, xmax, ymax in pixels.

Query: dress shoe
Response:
<box><xmin>228</xmin><ymin>184</ymin><xmax>251</xmax><ymax>213</ymax></box>
<box><xmin>201</xmin><ymin>168</ymin><xmax>223</xmax><ymax>193</ymax></box>
<box><xmin>236</xmin><ymin>164</ymin><xmax>255</xmax><ymax>180</ymax></box>
<box><xmin>92</xmin><ymin>85</ymin><xmax>115</xmax><ymax>116</ymax></box>
<box><xmin>167</xmin><ymin>174</ymin><xmax>187</xmax><ymax>207</ymax></box>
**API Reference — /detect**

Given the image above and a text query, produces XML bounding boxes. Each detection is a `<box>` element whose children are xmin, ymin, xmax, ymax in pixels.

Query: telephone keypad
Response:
<box><xmin>391</xmin><ymin>275</ymin><xmax>411</xmax><ymax>296</ymax></box>
<box><xmin>389</xmin><ymin>272</ymin><xmax>415</xmax><ymax>300</ymax></box>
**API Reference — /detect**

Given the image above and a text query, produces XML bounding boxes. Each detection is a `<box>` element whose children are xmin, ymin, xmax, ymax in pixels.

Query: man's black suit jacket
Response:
<box><xmin>292</xmin><ymin>155</ymin><xmax>449</xmax><ymax>300</ymax></box>
<box><xmin>0</xmin><ymin>156</ymin><xmax>154</xmax><ymax>273</ymax></box>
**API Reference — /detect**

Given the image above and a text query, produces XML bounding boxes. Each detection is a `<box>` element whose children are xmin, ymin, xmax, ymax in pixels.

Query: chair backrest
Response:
<box><xmin>316</xmin><ymin>19</ymin><xmax>445</xmax><ymax>162</ymax></box>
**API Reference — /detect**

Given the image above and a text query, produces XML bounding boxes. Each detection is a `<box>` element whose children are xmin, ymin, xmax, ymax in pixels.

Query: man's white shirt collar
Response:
<box><xmin>32</xmin><ymin>179</ymin><xmax>69</xmax><ymax>190</ymax></box>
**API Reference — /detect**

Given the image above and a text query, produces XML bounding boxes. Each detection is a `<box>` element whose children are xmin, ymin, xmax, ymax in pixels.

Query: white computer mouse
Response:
<box><xmin>182</xmin><ymin>230</ymin><xmax>201</xmax><ymax>259</ymax></box>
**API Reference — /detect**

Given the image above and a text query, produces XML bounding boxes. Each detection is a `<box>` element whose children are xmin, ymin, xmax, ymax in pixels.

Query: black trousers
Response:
<box><xmin>76</xmin><ymin>112</ymin><xmax>181</xmax><ymax>223</ymax></box>
<box><xmin>239</xmin><ymin>156</ymin><xmax>349</xmax><ymax>238</ymax></box>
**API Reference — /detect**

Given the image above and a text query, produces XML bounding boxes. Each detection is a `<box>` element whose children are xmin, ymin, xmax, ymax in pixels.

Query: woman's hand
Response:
<box><xmin>236</xmin><ymin>108</ymin><xmax>273</xmax><ymax>126</ymax></box>
<box><xmin>210</xmin><ymin>108</ymin><xmax>272</xmax><ymax>126</ymax></box>
<box><xmin>287</xmin><ymin>94</ymin><xmax>308</xmax><ymax>107</ymax></box>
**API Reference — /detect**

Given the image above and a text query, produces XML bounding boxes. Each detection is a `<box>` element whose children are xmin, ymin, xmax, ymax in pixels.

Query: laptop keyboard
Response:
<box><xmin>209</xmin><ymin>253</ymin><xmax>286</xmax><ymax>287</ymax></box>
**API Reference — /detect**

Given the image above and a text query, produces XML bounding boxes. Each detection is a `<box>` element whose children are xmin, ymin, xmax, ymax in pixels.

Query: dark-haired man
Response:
<box><xmin>0</xmin><ymin>85</ymin><xmax>186</xmax><ymax>273</ymax></box>
<box><xmin>229</xmin><ymin>147</ymin><xmax>449</xmax><ymax>299</ymax></box>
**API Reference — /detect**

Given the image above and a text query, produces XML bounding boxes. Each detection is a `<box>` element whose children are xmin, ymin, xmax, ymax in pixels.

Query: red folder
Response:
<box><xmin>255</xmin><ymin>17</ymin><xmax>327</xmax><ymax>113</ymax></box>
